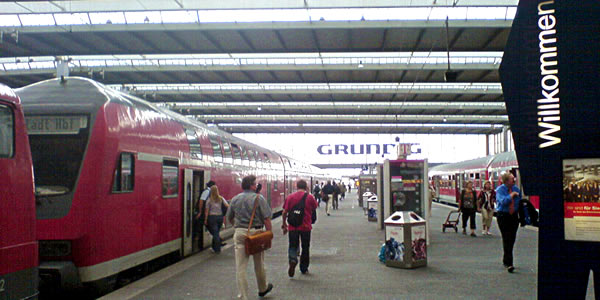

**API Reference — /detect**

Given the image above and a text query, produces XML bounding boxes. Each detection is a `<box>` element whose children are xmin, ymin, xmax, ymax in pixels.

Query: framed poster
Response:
<box><xmin>563</xmin><ymin>158</ymin><xmax>600</xmax><ymax>242</ymax></box>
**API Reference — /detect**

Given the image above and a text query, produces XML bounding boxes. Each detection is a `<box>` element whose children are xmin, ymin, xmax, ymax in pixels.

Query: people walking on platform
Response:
<box><xmin>332</xmin><ymin>180</ymin><xmax>341</xmax><ymax>210</ymax></box>
<box><xmin>322</xmin><ymin>180</ymin><xmax>334</xmax><ymax>216</ymax></box>
<box><xmin>226</xmin><ymin>175</ymin><xmax>274</xmax><ymax>299</ymax></box>
<box><xmin>195</xmin><ymin>180</ymin><xmax>215</xmax><ymax>249</ymax></box>
<box><xmin>204</xmin><ymin>185</ymin><xmax>229</xmax><ymax>253</ymax></box>
<box><xmin>348</xmin><ymin>183</ymin><xmax>352</xmax><ymax>193</ymax></box>
<box><xmin>477</xmin><ymin>181</ymin><xmax>496</xmax><ymax>236</ymax></box>
<box><xmin>281</xmin><ymin>180</ymin><xmax>318</xmax><ymax>277</ymax></box>
<box><xmin>459</xmin><ymin>181</ymin><xmax>478</xmax><ymax>237</ymax></box>
<box><xmin>339</xmin><ymin>182</ymin><xmax>346</xmax><ymax>201</ymax></box>
<box><xmin>495</xmin><ymin>172</ymin><xmax>521</xmax><ymax>273</ymax></box>
<box><xmin>313</xmin><ymin>181</ymin><xmax>321</xmax><ymax>207</ymax></box>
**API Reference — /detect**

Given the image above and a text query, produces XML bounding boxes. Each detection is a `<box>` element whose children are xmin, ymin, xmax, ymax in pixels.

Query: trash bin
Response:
<box><xmin>383</xmin><ymin>211</ymin><xmax>427</xmax><ymax>269</ymax></box>
<box><xmin>367</xmin><ymin>196</ymin><xmax>378</xmax><ymax>222</ymax></box>
<box><xmin>362</xmin><ymin>192</ymin><xmax>373</xmax><ymax>215</ymax></box>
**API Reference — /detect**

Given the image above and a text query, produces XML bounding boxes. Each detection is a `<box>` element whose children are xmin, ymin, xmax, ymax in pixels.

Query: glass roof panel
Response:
<box><xmin>160</xmin><ymin>11</ymin><xmax>198</xmax><ymax>23</ymax></box>
<box><xmin>19</xmin><ymin>13</ymin><xmax>55</xmax><ymax>26</ymax></box>
<box><xmin>89</xmin><ymin>12</ymin><xmax>126</xmax><ymax>24</ymax></box>
<box><xmin>0</xmin><ymin>15</ymin><xmax>21</xmax><ymax>26</ymax></box>
<box><xmin>54</xmin><ymin>13</ymin><xmax>90</xmax><ymax>25</ymax></box>
<box><xmin>124</xmin><ymin>11</ymin><xmax>162</xmax><ymax>24</ymax></box>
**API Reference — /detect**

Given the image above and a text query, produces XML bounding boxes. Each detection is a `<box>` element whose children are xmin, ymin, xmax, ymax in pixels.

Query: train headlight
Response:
<box><xmin>39</xmin><ymin>240</ymin><xmax>72</xmax><ymax>257</ymax></box>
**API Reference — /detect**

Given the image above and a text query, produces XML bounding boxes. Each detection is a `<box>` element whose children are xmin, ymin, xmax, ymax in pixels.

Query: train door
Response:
<box><xmin>193</xmin><ymin>170</ymin><xmax>207</xmax><ymax>251</ymax></box>
<box><xmin>266</xmin><ymin>180</ymin><xmax>272</xmax><ymax>208</ymax></box>
<box><xmin>455</xmin><ymin>173</ymin><xmax>462</xmax><ymax>204</ymax></box>
<box><xmin>182</xmin><ymin>169</ymin><xmax>194</xmax><ymax>256</ymax></box>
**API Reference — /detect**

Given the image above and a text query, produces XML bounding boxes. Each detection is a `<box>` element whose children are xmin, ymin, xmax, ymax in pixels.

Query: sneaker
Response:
<box><xmin>258</xmin><ymin>283</ymin><xmax>273</xmax><ymax>297</ymax></box>
<box><xmin>507</xmin><ymin>266</ymin><xmax>515</xmax><ymax>273</ymax></box>
<box><xmin>470</xmin><ymin>232</ymin><xmax>477</xmax><ymax>237</ymax></box>
<box><xmin>482</xmin><ymin>231</ymin><xmax>486</xmax><ymax>235</ymax></box>
<box><xmin>288</xmin><ymin>261</ymin><xmax>297</xmax><ymax>277</ymax></box>
<box><xmin>486</xmin><ymin>231</ymin><xmax>492</xmax><ymax>236</ymax></box>
<box><xmin>301</xmin><ymin>269</ymin><xmax>308</xmax><ymax>274</ymax></box>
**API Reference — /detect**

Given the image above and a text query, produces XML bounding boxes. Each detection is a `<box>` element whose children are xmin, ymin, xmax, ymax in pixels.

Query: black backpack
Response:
<box><xmin>287</xmin><ymin>193</ymin><xmax>308</xmax><ymax>227</ymax></box>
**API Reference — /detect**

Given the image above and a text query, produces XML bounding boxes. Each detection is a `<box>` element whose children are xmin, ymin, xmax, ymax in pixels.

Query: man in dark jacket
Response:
<box><xmin>321</xmin><ymin>180</ymin><xmax>334</xmax><ymax>216</ymax></box>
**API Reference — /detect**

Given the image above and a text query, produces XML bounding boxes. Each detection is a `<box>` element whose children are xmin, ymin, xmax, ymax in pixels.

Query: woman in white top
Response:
<box><xmin>204</xmin><ymin>185</ymin><xmax>229</xmax><ymax>253</ymax></box>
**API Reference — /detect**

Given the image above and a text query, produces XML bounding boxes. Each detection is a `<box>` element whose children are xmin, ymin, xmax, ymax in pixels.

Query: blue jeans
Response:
<box><xmin>207</xmin><ymin>215</ymin><xmax>223</xmax><ymax>252</ymax></box>
<box><xmin>288</xmin><ymin>230</ymin><xmax>311</xmax><ymax>272</ymax></box>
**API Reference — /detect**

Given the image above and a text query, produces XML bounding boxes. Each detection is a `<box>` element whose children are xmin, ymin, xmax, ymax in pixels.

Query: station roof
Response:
<box><xmin>0</xmin><ymin>0</ymin><xmax>517</xmax><ymax>134</ymax></box>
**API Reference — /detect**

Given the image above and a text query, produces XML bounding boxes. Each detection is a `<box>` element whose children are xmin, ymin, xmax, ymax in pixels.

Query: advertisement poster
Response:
<box><xmin>563</xmin><ymin>158</ymin><xmax>600</xmax><ymax>242</ymax></box>
<box><xmin>385</xmin><ymin>225</ymin><xmax>404</xmax><ymax>262</ymax></box>
<box><xmin>411</xmin><ymin>225</ymin><xmax>427</xmax><ymax>261</ymax></box>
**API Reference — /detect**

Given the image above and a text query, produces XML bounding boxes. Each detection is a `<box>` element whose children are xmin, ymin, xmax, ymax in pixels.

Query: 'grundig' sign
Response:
<box><xmin>317</xmin><ymin>144</ymin><xmax>396</xmax><ymax>155</ymax></box>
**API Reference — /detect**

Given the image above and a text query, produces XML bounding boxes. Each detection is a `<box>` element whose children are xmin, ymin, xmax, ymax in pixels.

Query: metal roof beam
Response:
<box><xmin>118</xmin><ymin>83</ymin><xmax>502</xmax><ymax>95</ymax></box>
<box><xmin>1</xmin><ymin>20</ymin><xmax>512</xmax><ymax>34</ymax></box>
<box><xmin>0</xmin><ymin>0</ymin><xmax>519</xmax><ymax>14</ymax></box>
<box><xmin>214</xmin><ymin>124</ymin><xmax>503</xmax><ymax>135</ymax></box>
<box><xmin>193</xmin><ymin>114</ymin><xmax>509</xmax><ymax>124</ymax></box>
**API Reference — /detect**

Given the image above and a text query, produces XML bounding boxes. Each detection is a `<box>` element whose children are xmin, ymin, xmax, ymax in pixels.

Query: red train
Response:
<box><xmin>429</xmin><ymin>151</ymin><xmax>538</xmax><ymax>209</ymax></box>
<box><xmin>16</xmin><ymin>77</ymin><xmax>328</xmax><ymax>292</ymax></box>
<box><xmin>0</xmin><ymin>84</ymin><xmax>38</xmax><ymax>299</ymax></box>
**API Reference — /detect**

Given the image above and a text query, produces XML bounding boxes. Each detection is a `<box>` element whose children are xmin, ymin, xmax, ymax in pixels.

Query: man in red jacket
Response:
<box><xmin>281</xmin><ymin>180</ymin><xmax>318</xmax><ymax>277</ymax></box>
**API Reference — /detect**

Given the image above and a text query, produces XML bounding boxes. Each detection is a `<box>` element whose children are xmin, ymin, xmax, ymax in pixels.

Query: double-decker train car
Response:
<box><xmin>429</xmin><ymin>151</ymin><xmax>532</xmax><ymax>208</ymax></box>
<box><xmin>16</xmin><ymin>77</ymin><xmax>325</xmax><ymax>293</ymax></box>
<box><xmin>0</xmin><ymin>84</ymin><xmax>38</xmax><ymax>300</ymax></box>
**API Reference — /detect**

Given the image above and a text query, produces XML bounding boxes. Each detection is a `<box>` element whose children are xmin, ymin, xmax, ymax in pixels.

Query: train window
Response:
<box><xmin>208</xmin><ymin>135</ymin><xmax>222</xmax><ymax>162</ymax></box>
<box><xmin>222</xmin><ymin>141</ymin><xmax>233</xmax><ymax>164</ymax></box>
<box><xmin>27</xmin><ymin>115</ymin><xmax>90</xmax><ymax>196</ymax></box>
<box><xmin>162</xmin><ymin>160</ymin><xmax>179</xmax><ymax>197</ymax></box>
<box><xmin>185</xmin><ymin>129</ymin><xmax>202</xmax><ymax>160</ymax></box>
<box><xmin>475</xmin><ymin>173</ymin><xmax>480</xmax><ymax>179</ymax></box>
<box><xmin>112</xmin><ymin>152</ymin><xmax>135</xmax><ymax>193</ymax></box>
<box><xmin>230</xmin><ymin>143</ymin><xmax>242</xmax><ymax>162</ymax></box>
<box><xmin>263</xmin><ymin>153</ymin><xmax>270</xmax><ymax>163</ymax></box>
<box><xmin>240</xmin><ymin>145</ymin><xmax>249</xmax><ymax>162</ymax></box>
<box><xmin>0</xmin><ymin>105</ymin><xmax>14</xmax><ymax>158</ymax></box>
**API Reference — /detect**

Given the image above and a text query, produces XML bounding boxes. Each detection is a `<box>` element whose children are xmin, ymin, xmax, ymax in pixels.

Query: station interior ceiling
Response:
<box><xmin>0</xmin><ymin>0</ymin><xmax>518</xmax><ymax>135</ymax></box>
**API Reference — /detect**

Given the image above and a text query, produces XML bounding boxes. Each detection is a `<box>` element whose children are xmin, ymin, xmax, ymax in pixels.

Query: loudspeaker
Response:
<box><xmin>444</xmin><ymin>71</ymin><xmax>458</xmax><ymax>82</ymax></box>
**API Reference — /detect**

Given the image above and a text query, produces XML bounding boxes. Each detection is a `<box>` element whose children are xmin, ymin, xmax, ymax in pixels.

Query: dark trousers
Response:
<box><xmin>288</xmin><ymin>230</ymin><xmax>311</xmax><ymax>272</ymax></box>
<box><xmin>207</xmin><ymin>215</ymin><xmax>223</xmax><ymax>252</ymax></box>
<box><xmin>461</xmin><ymin>208</ymin><xmax>476</xmax><ymax>230</ymax></box>
<box><xmin>497</xmin><ymin>212</ymin><xmax>519</xmax><ymax>266</ymax></box>
<box><xmin>333</xmin><ymin>194</ymin><xmax>339</xmax><ymax>210</ymax></box>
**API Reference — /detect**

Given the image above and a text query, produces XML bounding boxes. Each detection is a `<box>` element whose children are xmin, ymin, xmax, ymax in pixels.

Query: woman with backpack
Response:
<box><xmin>204</xmin><ymin>185</ymin><xmax>229</xmax><ymax>253</ymax></box>
<box><xmin>459</xmin><ymin>181</ymin><xmax>478</xmax><ymax>237</ymax></box>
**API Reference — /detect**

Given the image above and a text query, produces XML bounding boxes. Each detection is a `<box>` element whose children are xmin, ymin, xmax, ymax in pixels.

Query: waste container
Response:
<box><xmin>367</xmin><ymin>196</ymin><xmax>378</xmax><ymax>222</ymax></box>
<box><xmin>362</xmin><ymin>192</ymin><xmax>373</xmax><ymax>215</ymax></box>
<box><xmin>383</xmin><ymin>211</ymin><xmax>427</xmax><ymax>269</ymax></box>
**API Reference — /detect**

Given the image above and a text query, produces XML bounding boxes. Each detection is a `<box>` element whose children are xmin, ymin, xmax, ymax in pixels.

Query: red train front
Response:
<box><xmin>16</xmin><ymin>77</ymin><xmax>321</xmax><ymax>292</ymax></box>
<box><xmin>0</xmin><ymin>84</ymin><xmax>38</xmax><ymax>299</ymax></box>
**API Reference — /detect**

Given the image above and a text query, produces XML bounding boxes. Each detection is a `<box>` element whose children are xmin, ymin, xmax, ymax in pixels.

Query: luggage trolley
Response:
<box><xmin>442</xmin><ymin>210</ymin><xmax>461</xmax><ymax>233</ymax></box>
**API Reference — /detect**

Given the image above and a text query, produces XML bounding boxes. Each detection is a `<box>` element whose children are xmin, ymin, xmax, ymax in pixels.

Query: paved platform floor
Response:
<box><xmin>101</xmin><ymin>193</ymin><xmax>596</xmax><ymax>300</ymax></box>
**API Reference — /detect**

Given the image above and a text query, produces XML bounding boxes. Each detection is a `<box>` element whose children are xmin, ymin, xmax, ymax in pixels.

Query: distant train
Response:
<box><xmin>429</xmin><ymin>151</ymin><xmax>538</xmax><ymax>209</ymax></box>
<box><xmin>16</xmin><ymin>77</ymin><xmax>330</xmax><ymax>293</ymax></box>
<box><xmin>0</xmin><ymin>84</ymin><xmax>38</xmax><ymax>300</ymax></box>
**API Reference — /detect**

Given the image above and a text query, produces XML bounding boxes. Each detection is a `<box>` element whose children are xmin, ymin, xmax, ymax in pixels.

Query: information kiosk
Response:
<box><xmin>378</xmin><ymin>159</ymin><xmax>429</xmax><ymax>244</ymax></box>
<box><xmin>358</xmin><ymin>174</ymin><xmax>377</xmax><ymax>208</ymax></box>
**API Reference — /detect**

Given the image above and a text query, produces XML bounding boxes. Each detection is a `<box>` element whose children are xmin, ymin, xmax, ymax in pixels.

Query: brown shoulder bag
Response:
<box><xmin>245</xmin><ymin>195</ymin><xmax>274</xmax><ymax>255</ymax></box>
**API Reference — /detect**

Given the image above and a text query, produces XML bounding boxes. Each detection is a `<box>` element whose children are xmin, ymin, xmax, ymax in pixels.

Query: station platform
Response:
<box><xmin>101</xmin><ymin>193</ymin><xmax>545</xmax><ymax>299</ymax></box>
